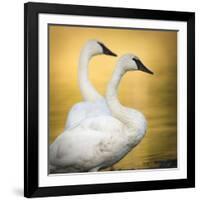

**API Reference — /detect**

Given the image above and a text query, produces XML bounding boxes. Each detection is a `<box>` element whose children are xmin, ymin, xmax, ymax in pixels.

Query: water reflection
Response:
<box><xmin>49</xmin><ymin>26</ymin><xmax>177</xmax><ymax>170</ymax></box>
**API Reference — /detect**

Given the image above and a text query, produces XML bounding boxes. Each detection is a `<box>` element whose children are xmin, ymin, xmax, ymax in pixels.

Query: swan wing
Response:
<box><xmin>65</xmin><ymin>99</ymin><xmax>111</xmax><ymax>129</ymax></box>
<box><xmin>50</xmin><ymin>116</ymin><xmax>129</xmax><ymax>172</ymax></box>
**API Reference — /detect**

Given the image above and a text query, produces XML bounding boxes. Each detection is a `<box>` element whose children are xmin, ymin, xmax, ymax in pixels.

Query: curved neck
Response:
<box><xmin>106</xmin><ymin>65</ymin><xmax>125</xmax><ymax>117</ymax></box>
<box><xmin>106</xmin><ymin>65</ymin><xmax>136</xmax><ymax>131</ymax></box>
<box><xmin>78</xmin><ymin>49</ymin><xmax>103</xmax><ymax>102</ymax></box>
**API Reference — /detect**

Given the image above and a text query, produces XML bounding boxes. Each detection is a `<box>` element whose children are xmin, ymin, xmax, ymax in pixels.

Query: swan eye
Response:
<box><xmin>132</xmin><ymin>58</ymin><xmax>141</xmax><ymax>68</ymax></box>
<box><xmin>97</xmin><ymin>42</ymin><xmax>117</xmax><ymax>57</ymax></box>
<box><xmin>132</xmin><ymin>58</ymin><xmax>154</xmax><ymax>74</ymax></box>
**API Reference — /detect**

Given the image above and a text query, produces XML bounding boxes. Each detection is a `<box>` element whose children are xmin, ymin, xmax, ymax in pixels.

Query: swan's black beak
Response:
<box><xmin>133</xmin><ymin>58</ymin><xmax>154</xmax><ymax>75</ymax></box>
<box><xmin>97</xmin><ymin>42</ymin><xmax>117</xmax><ymax>57</ymax></box>
<box><xmin>139</xmin><ymin>64</ymin><xmax>154</xmax><ymax>75</ymax></box>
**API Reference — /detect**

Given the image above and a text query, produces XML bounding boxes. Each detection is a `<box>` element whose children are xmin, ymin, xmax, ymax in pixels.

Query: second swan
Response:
<box><xmin>50</xmin><ymin>54</ymin><xmax>153</xmax><ymax>173</ymax></box>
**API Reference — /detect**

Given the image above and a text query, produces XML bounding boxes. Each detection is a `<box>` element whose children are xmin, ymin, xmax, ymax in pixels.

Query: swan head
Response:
<box><xmin>84</xmin><ymin>40</ymin><xmax>117</xmax><ymax>57</ymax></box>
<box><xmin>118</xmin><ymin>54</ymin><xmax>153</xmax><ymax>74</ymax></box>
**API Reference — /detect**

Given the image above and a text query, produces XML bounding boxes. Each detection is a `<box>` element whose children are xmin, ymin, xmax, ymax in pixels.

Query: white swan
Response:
<box><xmin>65</xmin><ymin>40</ymin><xmax>117</xmax><ymax>129</ymax></box>
<box><xmin>49</xmin><ymin>54</ymin><xmax>153</xmax><ymax>173</ymax></box>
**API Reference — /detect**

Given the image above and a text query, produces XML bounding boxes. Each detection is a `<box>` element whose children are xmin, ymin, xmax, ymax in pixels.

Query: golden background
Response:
<box><xmin>49</xmin><ymin>25</ymin><xmax>177</xmax><ymax>170</ymax></box>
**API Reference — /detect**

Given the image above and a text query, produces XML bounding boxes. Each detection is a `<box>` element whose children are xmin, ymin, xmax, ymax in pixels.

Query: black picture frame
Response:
<box><xmin>24</xmin><ymin>2</ymin><xmax>195</xmax><ymax>198</ymax></box>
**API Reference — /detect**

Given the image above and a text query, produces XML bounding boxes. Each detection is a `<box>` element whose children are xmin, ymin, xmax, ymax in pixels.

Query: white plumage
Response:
<box><xmin>65</xmin><ymin>40</ymin><xmax>116</xmax><ymax>129</ymax></box>
<box><xmin>65</xmin><ymin>99</ymin><xmax>110</xmax><ymax>130</ymax></box>
<box><xmin>50</xmin><ymin>54</ymin><xmax>153</xmax><ymax>173</ymax></box>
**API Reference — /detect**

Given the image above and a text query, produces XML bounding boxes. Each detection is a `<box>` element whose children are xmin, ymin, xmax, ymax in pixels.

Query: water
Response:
<box><xmin>49</xmin><ymin>70</ymin><xmax>177</xmax><ymax>171</ymax></box>
<box><xmin>49</xmin><ymin>26</ymin><xmax>177</xmax><ymax>171</ymax></box>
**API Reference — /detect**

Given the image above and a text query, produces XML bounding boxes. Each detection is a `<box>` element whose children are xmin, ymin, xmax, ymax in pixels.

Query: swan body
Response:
<box><xmin>50</xmin><ymin>114</ymin><xmax>145</xmax><ymax>173</ymax></box>
<box><xmin>50</xmin><ymin>54</ymin><xmax>153</xmax><ymax>173</ymax></box>
<box><xmin>65</xmin><ymin>40</ymin><xmax>116</xmax><ymax>129</ymax></box>
<box><xmin>65</xmin><ymin>99</ymin><xmax>111</xmax><ymax>129</ymax></box>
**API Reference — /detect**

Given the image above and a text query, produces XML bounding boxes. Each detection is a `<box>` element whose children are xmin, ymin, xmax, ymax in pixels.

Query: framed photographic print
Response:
<box><xmin>24</xmin><ymin>2</ymin><xmax>195</xmax><ymax>198</ymax></box>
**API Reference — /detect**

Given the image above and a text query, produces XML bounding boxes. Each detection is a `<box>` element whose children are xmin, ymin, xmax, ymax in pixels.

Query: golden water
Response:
<box><xmin>49</xmin><ymin>25</ymin><xmax>177</xmax><ymax>170</ymax></box>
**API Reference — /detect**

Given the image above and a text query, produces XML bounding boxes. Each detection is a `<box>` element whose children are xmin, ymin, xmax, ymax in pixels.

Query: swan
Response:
<box><xmin>49</xmin><ymin>54</ymin><xmax>153</xmax><ymax>173</ymax></box>
<box><xmin>65</xmin><ymin>40</ymin><xmax>117</xmax><ymax>129</ymax></box>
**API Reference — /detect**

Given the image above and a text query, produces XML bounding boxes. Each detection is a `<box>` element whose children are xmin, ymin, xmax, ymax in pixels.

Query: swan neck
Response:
<box><xmin>106</xmin><ymin>66</ymin><xmax>126</xmax><ymax>116</ymax></box>
<box><xmin>106</xmin><ymin>63</ymin><xmax>147</xmax><ymax>147</ymax></box>
<box><xmin>106</xmin><ymin>65</ymin><xmax>135</xmax><ymax>130</ymax></box>
<box><xmin>78</xmin><ymin>49</ymin><xmax>102</xmax><ymax>102</ymax></box>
